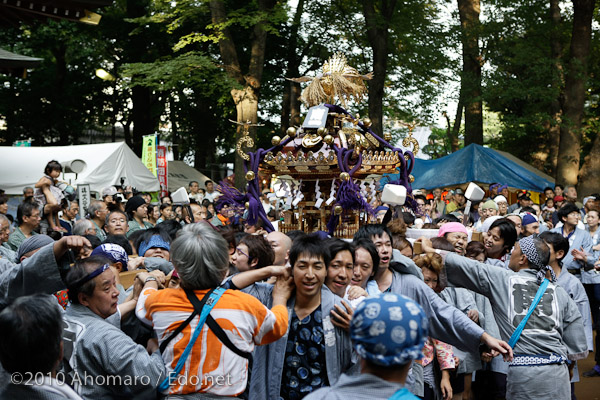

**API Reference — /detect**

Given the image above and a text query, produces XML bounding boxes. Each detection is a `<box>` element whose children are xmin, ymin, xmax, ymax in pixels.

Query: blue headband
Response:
<box><xmin>351</xmin><ymin>293</ymin><xmax>428</xmax><ymax>366</ymax></box>
<box><xmin>138</xmin><ymin>235</ymin><xmax>170</xmax><ymax>257</ymax></box>
<box><xmin>69</xmin><ymin>264</ymin><xmax>110</xmax><ymax>289</ymax></box>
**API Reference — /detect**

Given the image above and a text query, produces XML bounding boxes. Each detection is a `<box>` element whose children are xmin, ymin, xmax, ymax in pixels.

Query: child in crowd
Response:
<box><xmin>430</xmin><ymin>237</ymin><xmax>480</xmax><ymax>400</ymax></box>
<box><xmin>542</xmin><ymin>197</ymin><xmax>556</xmax><ymax>222</ymax></box>
<box><xmin>414</xmin><ymin>252</ymin><xmax>455</xmax><ymax>400</ymax></box>
<box><xmin>158</xmin><ymin>203</ymin><xmax>174</xmax><ymax>223</ymax></box>
<box><xmin>34</xmin><ymin>160</ymin><xmax>65</xmax><ymax>232</ymax></box>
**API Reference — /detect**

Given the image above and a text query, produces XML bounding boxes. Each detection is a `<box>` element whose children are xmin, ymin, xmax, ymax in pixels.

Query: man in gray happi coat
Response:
<box><xmin>356</xmin><ymin>224</ymin><xmax>512</xmax><ymax>396</ymax></box>
<box><xmin>62</xmin><ymin>256</ymin><xmax>164</xmax><ymax>399</ymax></box>
<box><xmin>230</xmin><ymin>235</ymin><xmax>357</xmax><ymax>400</ymax></box>
<box><xmin>0</xmin><ymin>236</ymin><xmax>93</xmax><ymax>391</ymax></box>
<box><xmin>421</xmin><ymin>235</ymin><xmax>588</xmax><ymax>399</ymax></box>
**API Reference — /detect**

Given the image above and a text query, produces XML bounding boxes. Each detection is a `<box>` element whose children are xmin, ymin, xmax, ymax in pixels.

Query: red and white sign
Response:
<box><xmin>157</xmin><ymin>145</ymin><xmax>168</xmax><ymax>197</ymax></box>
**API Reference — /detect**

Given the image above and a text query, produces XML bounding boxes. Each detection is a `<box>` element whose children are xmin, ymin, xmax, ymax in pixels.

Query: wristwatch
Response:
<box><xmin>144</xmin><ymin>276</ymin><xmax>158</xmax><ymax>284</ymax></box>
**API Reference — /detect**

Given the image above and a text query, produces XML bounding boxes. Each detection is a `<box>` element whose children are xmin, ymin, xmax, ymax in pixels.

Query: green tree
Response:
<box><xmin>0</xmin><ymin>21</ymin><xmax>114</xmax><ymax>146</ymax></box>
<box><xmin>320</xmin><ymin>0</ymin><xmax>453</xmax><ymax>135</ymax></box>
<box><xmin>122</xmin><ymin>52</ymin><xmax>237</xmax><ymax>176</ymax></box>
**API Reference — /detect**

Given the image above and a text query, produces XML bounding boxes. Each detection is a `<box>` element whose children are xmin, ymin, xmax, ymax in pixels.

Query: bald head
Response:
<box><xmin>266</xmin><ymin>231</ymin><xmax>292</xmax><ymax>266</ymax></box>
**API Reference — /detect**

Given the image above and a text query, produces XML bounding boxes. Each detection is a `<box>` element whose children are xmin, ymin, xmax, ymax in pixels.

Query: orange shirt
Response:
<box><xmin>137</xmin><ymin>287</ymin><xmax>288</xmax><ymax>396</ymax></box>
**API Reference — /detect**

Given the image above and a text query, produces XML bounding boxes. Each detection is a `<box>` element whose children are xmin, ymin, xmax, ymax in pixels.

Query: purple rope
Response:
<box><xmin>240</xmin><ymin>135</ymin><xmax>296</xmax><ymax>233</ymax></box>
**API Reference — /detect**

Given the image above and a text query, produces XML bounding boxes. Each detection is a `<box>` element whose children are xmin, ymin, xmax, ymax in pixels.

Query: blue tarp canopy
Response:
<box><xmin>411</xmin><ymin>144</ymin><xmax>555</xmax><ymax>192</ymax></box>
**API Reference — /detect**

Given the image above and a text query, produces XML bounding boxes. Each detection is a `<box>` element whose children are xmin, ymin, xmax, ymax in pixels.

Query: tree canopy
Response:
<box><xmin>1</xmin><ymin>0</ymin><xmax>599</xmax><ymax>193</ymax></box>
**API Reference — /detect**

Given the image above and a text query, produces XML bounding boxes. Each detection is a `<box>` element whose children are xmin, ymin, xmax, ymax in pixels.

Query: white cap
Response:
<box><xmin>583</xmin><ymin>196</ymin><xmax>596</xmax><ymax>206</ymax></box>
<box><xmin>493</xmin><ymin>195</ymin><xmax>508</xmax><ymax>204</ymax></box>
<box><xmin>101</xmin><ymin>186</ymin><xmax>118</xmax><ymax>198</ymax></box>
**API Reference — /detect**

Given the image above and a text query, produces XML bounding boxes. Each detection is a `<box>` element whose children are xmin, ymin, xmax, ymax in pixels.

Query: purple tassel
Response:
<box><xmin>327</xmin><ymin>212</ymin><xmax>339</xmax><ymax>235</ymax></box>
<box><xmin>337</xmin><ymin>180</ymin><xmax>374</xmax><ymax>215</ymax></box>
<box><xmin>215</xmin><ymin>181</ymin><xmax>246</xmax><ymax>215</ymax></box>
<box><xmin>246</xmin><ymin>196</ymin><xmax>261</xmax><ymax>226</ymax></box>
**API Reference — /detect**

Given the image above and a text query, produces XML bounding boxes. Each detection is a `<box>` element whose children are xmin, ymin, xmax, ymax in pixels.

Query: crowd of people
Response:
<box><xmin>0</xmin><ymin>166</ymin><xmax>597</xmax><ymax>400</ymax></box>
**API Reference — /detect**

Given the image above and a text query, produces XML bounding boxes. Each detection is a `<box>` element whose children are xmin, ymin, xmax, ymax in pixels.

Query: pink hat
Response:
<box><xmin>437</xmin><ymin>222</ymin><xmax>468</xmax><ymax>237</ymax></box>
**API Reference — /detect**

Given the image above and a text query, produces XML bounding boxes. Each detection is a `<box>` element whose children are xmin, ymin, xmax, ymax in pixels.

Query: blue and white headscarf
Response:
<box><xmin>350</xmin><ymin>293</ymin><xmax>428</xmax><ymax>367</ymax></box>
<box><xmin>91</xmin><ymin>243</ymin><xmax>129</xmax><ymax>266</ymax></box>
<box><xmin>519</xmin><ymin>236</ymin><xmax>556</xmax><ymax>284</ymax></box>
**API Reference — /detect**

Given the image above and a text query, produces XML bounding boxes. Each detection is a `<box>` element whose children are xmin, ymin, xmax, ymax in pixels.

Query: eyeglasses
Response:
<box><xmin>235</xmin><ymin>247</ymin><xmax>250</xmax><ymax>259</ymax></box>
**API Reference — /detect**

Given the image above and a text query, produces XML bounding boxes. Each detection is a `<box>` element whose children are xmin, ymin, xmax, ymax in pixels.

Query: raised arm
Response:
<box><xmin>0</xmin><ymin>235</ymin><xmax>91</xmax><ymax>299</ymax></box>
<box><xmin>229</xmin><ymin>265</ymin><xmax>290</xmax><ymax>290</ymax></box>
<box><xmin>34</xmin><ymin>176</ymin><xmax>52</xmax><ymax>189</ymax></box>
<box><xmin>402</xmin><ymin>274</ymin><xmax>512</xmax><ymax>360</ymax></box>
<box><xmin>418</xmin><ymin>236</ymin><xmax>509</xmax><ymax>298</ymax></box>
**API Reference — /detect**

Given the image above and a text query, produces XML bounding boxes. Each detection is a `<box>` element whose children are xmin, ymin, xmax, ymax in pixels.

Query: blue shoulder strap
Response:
<box><xmin>508</xmin><ymin>278</ymin><xmax>549</xmax><ymax>348</ymax></box>
<box><xmin>158</xmin><ymin>286</ymin><xmax>226</xmax><ymax>392</ymax></box>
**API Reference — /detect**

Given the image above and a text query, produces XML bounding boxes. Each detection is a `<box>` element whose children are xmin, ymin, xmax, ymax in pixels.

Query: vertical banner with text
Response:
<box><xmin>157</xmin><ymin>145</ymin><xmax>168</xmax><ymax>197</ymax></box>
<box><xmin>77</xmin><ymin>184</ymin><xmax>91</xmax><ymax>219</ymax></box>
<box><xmin>142</xmin><ymin>134</ymin><xmax>157</xmax><ymax>177</ymax></box>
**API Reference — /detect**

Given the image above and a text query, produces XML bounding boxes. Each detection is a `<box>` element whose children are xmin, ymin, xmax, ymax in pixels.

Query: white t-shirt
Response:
<box><xmin>204</xmin><ymin>191</ymin><xmax>220</xmax><ymax>203</ymax></box>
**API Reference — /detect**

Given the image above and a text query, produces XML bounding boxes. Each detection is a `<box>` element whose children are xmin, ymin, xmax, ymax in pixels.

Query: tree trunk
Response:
<box><xmin>281</xmin><ymin>0</ymin><xmax>304</xmax><ymax>133</ymax></box>
<box><xmin>122</xmin><ymin>120</ymin><xmax>132</xmax><ymax>148</ymax></box>
<box><xmin>209</xmin><ymin>0</ymin><xmax>275</xmax><ymax>189</ymax></box>
<box><xmin>126</xmin><ymin>0</ymin><xmax>157</xmax><ymax>156</ymax></box>
<box><xmin>131</xmin><ymin>86</ymin><xmax>153</xmax><ymax>157</ymax></box>
<box><xmin>231</xmin><ymin>87</ymin><xmax>259</xmax><ymax>186</ymax></box>
<box><xmin>52</xmin><ymin>44</ymin><xmax>68</xmax><ymax>145</ymax></box>
<box><xmin>281</xmin><ymin>82</ymin><xmax>291</xmax><ymax>134</ymax></box>
<box><xmin>545</xmin><ymin>0</ymin><xmax>564</xmax><ymax>176</ymax></box>
<box><xmin>450</xmin><ymin>92</ymin><xmax>463</xmax><ymax>152</ymax></box>
<box><xmin>363</xmin><ymin>0</ymin><xmax>396</xmax><ymax>138</ymax></box>
<box><xmin>290</xmin><ymin>82</ymin><xmax>302</xmax><ymax>127</ymax></box>
<box><xmin>556</xmin><ymin>0</ymin><xmax>595</xmax><ymax>185</ymax></box>
<box><xmin>458</xmin><ymin>0</ymin><xmax>483</xmax><ymax>146</ymax></box>
<box><xmin>578</xmin><ymin>133</ymin><xmax>600</xmax><ymax>196</ymax></box>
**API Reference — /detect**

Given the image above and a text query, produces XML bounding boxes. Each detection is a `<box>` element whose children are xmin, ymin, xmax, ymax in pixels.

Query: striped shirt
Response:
<box><xmin>137</xmin><ymin>287</ymin><xmax>288</xmax><ymax>396</ymax></box>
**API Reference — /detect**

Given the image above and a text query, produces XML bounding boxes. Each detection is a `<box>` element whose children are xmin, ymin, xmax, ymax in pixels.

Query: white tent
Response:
<box><xmin>167</xmin><ymin>161</ymin><xmax>211</xmax><ymax>192</ymax></box>
<box><xmin>0</xmin><ymin>142</ymin><xmax>160</xmax><ymax>195</ymax></box>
